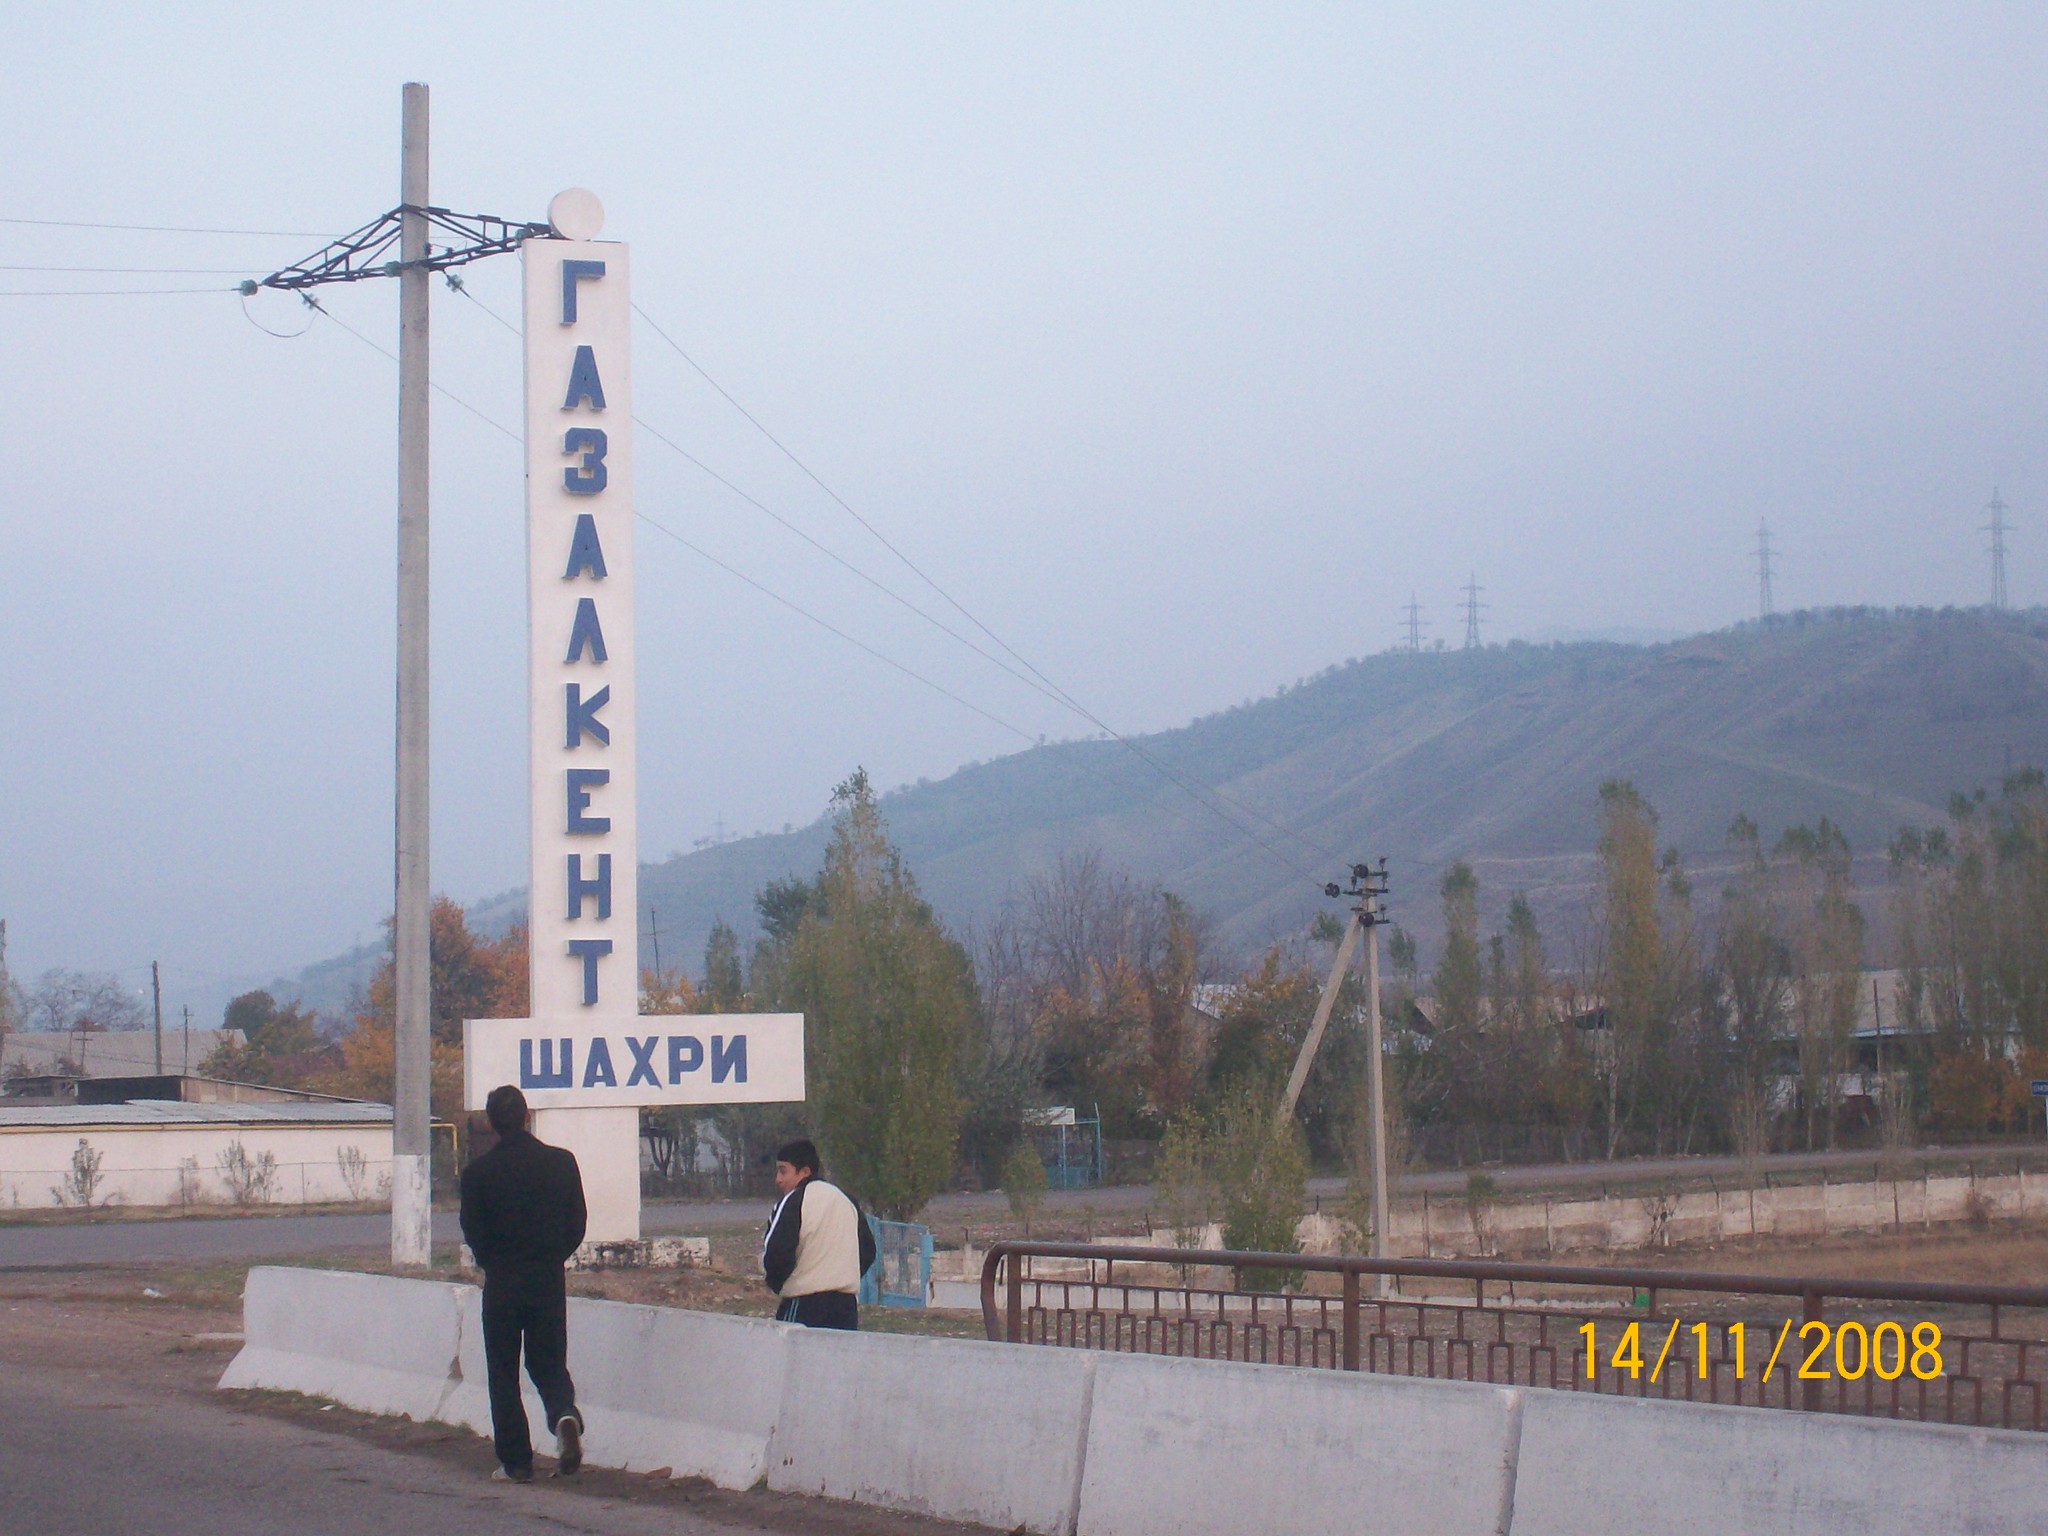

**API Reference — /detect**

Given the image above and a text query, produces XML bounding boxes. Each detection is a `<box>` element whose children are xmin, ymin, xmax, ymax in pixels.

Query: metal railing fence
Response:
<box><xmin>980</xmin><ymin>1240</ymin><xmax>2048</xmax><ymax>1432</ymax></box>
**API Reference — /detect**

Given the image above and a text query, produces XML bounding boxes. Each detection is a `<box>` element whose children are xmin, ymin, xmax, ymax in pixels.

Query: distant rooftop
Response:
<box><xmin>2</xmin><ymin>1028</ymin><xmax>244</xmax><ymax>1079</ymax></box>
<box><xmin>0</xmin><ymin>1101</ymin><xmax>391</xmax><ymax>1130</ymax></box>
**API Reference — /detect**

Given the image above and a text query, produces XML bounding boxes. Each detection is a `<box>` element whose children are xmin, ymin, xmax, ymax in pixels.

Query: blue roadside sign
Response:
<box><xmin>2032</xmin><ymin>1081</ymin><xmax>2048</xmax><ymax>1097</ymax></box>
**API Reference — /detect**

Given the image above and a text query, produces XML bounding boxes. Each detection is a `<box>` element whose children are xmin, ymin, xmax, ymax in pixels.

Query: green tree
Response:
<box><xmin>1433</xmin><ymin>863</ymin><xmax>1483</xmax><ymax>1035</ymax></box>
<box><xmin>785</xmin><ymin>770</ymin><xmax>971</xmax><ymax>1218</ymax></box>
<box><xmin>0</xmin><ymin>924</ymin><xmax>23</xmax><ymax>1053</ymax></box>
<box><xmin>1778</xmin><ymin>819</ymin><xmax>1864</xmax><ymax>1149</ymax></box>
<box><xmin>1719</xmin><ymin>816</ymin><xmax>1790</xmax><ymax>1108</ymax></box>
<box><xmin>702</xmin><ymin>919</ymin><xmax>746</xmax><ymax>1010</ymax></box>
<box><xmin>1597</xmin><ymin>780</ymin><xmax>1662</xmax><ymax>1158</ymax></box>
<box><xmin>203</xmin><ymin>991</ymin><xmax>321</xmax><ymax>1085</ymax></box>
<box><xmin>1209</xmin><ymin>1089</ymin><xmax>1308</xmax><ymax>1289</ymax></box>
<box><xmin>1001</xmin><ymin>1140</ymin><xmax>1047</xmax><ymax>1232</ymax></box>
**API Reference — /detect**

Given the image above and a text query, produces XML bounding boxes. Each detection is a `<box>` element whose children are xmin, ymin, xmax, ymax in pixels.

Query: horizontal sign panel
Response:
<box><xmin>463</xmin><ymin>1014</ymin><xmax>804</xmax><ymax>1111</ymax></box>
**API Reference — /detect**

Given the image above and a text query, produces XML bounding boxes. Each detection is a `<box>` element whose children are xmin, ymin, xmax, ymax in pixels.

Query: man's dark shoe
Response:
<box><xmin>492</xmin><ymin>1463</ymin><xmax>534</xmax><ymax>1483</ymax></box>
<box><xmin>554</xmin><ymin>1415</ymin><xmax>583</xmax><ymax>1476</ymax></box>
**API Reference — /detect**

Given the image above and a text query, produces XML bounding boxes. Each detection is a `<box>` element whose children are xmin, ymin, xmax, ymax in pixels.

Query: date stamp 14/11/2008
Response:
<box><xmin>1579</xmin><ymin>1319</ymin><xmax>1950</xmax><ymax>1385</ymax></box>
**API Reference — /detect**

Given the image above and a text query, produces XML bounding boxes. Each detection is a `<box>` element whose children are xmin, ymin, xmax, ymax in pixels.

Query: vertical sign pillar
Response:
<box><xmin>466</xmin><ymin>193</ymin><xmax>804</xmax><ymax>1257</ymax></box>
<box><xmin>523</xmin><ymin>191</ymin><xmax>641</xmax><ymax>1242</ymax></box>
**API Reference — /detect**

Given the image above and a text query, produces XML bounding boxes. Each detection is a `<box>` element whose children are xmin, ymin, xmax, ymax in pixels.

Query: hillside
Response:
<box><xmin>284</xmin><ymin>607</ymin><xmax>2048</xmax><ymax>1012</ymax></box>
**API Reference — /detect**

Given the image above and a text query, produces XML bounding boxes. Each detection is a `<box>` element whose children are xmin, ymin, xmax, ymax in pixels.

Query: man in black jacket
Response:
<box><xmin>458</xmin><ymin>1085</ymin><xmax>587</xmax><ymax>1482</ymax></box>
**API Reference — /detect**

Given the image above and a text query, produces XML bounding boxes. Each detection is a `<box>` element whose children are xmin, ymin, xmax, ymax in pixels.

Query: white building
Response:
<box><xmin>0</xmin><ymin>1100</ymin><xmax>393</xmax><ymax>1210</ymax></box>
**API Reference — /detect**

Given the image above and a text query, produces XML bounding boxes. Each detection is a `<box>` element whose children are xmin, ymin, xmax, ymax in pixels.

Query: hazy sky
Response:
<box><xmin>3</xmin><ymin>5</ymin><xmax>2044</xmax><ymax>1022</ymax></box>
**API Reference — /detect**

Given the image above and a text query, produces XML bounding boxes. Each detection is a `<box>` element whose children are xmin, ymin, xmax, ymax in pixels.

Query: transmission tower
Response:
<box><xmin>1755</xmin><ymin>520</ymin><xmax>1776</xmax><ymax>623</ymax></box>
<box><xmin>1983</xmin><ymin>488</ymin><xmax>2011</xmax><ymax>611</ymax></box>
<box><xmin>1400</xmin><ymin>593</ymin><xmax>1426</xmax><ymax>654</ymax></box>
<box><xmin>1460</xmin><ymin>573</ymin><xmax>1487</xmax><ymax>649</ymax></box>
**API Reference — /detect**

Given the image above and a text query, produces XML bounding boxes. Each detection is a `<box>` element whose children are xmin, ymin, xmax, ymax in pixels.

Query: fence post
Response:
<box><xmin>1006</xmin><ymin>1251</ymin><xmax>1023</xmax><ymax>1344</ymax></box>
<box><xmin>1801</xmin><ymin>1288</ymin><xmax>1824</xmax><ymax>1412</ymax></box>
<box><xmin>1342</xmin><ymin>1269</ymin><xmax>1360</xmax><ymax>1371</ymax></box>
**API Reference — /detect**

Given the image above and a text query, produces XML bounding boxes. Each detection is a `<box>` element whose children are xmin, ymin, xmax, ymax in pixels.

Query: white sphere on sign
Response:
<box><xmin>549</xmin><ymin>188</ymin><xmax>605</xmax><ymax>241</ymax></box>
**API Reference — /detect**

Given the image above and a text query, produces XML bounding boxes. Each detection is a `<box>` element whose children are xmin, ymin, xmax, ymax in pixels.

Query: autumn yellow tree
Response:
<box><xmin>316</xmin><ymin>899</ymin><xmax>527</xmax><ymax>1125</ymax></box>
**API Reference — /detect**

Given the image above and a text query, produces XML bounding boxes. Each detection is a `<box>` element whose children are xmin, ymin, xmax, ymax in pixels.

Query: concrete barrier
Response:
<box><xmin>439</xmin><ymin>1289</ymin><xmax>793</xmax><ymax>1489</ymax></box>
<box><xmin>221</xmin><ymin>1266</ymin><xmax>2048</xmax><ymax>1536</ymax></box>
<box><xmin>1511</xmin><ymin>1386</ymin><xmax>2048</xmax><ymax>1536</ymax></box>
<box><xmin>218</xmin><ymin>1265</ymin><xmax>464</xmax><ymax>1423</ymax></box>
<box><xmin>766</xmin><ymin>1328</ymin><xmax>1096</xmax><ymax>1534</ymax></box>
<box><xmin>1077</xmin><ymin>1352</ymin><xmax>1522</xmax><ymax>1536</ymax></box>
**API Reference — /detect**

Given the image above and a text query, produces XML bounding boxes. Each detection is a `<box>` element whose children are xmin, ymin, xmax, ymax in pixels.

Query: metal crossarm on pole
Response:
<box><xmin>242</xmin><ymin>205</ymin><xmax>550</xmax><ymax>294</ymax></box>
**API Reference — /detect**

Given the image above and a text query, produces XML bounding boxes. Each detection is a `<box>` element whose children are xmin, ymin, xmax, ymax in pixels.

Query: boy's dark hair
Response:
<box><xmin>485</xmin><ymin>1084</ymin><xmax>529</xmax><ymax>1136</ymax></box>
<box><xmin>775</xmin><ymin>1138</ymin><xmax>821</xmax><ymax>1177</ymax></box>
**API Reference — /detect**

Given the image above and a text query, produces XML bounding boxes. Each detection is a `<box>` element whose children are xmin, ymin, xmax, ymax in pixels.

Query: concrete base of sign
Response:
<box><xmin>458</xmin><ymin>1236</ymin><xmax>709</xmax><ymax>1272</ymax></box>
<box><xmin>568</xmin><ymin>1236</ymin><xmax>710</xmax><ymax>1270</ymax></box>
<box><xmin>531</xmin><ymin>1105</ymin><xmax>641</xmax><ymax>1242</ymax></box>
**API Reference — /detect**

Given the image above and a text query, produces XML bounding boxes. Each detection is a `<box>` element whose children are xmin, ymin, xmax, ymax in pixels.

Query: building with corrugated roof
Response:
<box><xmin>0</xmin><ymin>1097</ymin><xmax>392</xmax><ymax>1210</ymax></box>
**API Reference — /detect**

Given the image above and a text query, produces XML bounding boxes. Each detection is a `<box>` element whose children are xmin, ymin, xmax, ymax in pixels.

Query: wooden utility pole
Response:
<box><xmin>151</xmin><ymin>961</ymin><xmax>164</xmax><ymax>1075</ymax></box>
<box><xmin>391</xmin><ymin>80</ymin><xmax>433</xmax><ymax>1268</ymax></box>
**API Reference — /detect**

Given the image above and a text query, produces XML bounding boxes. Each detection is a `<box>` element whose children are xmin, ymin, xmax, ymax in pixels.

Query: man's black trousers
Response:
<box><xmin>481</xmin><ymin>1275</ymin><xmax>580</xmax><ymax>1472</ymax></box>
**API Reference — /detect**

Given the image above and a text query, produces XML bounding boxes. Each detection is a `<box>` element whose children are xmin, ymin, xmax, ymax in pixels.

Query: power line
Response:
<box><xmin>0</xmin><ymin>286</ymin><xmax>232</xmax><ymax>297</ymax></box>
<box><xmin>313</xmin><ymin>297</ymin><xmax>521</xmax><ymax>442</ymax></box>
<box><xmin>448</xmin><ymin>279</ymin><xmax>1335</xmax><ymax>885</ymax></box>
<box><xmin>0</xmin><ymin>264</ymin><xmax>256</xmax><ymax>274</ymax></box>
<box><xmin>319</xmin><ymin>294</ymin><xmax>1042</xmax><ymax>743</ymax></box>
<box><xmin>629</xmin><ymin>302</ymin><xmax>1339</xmax><ymax>880</ymax></box>
<box><xmin>450</xmin><ymin>278</ymin><xmax>1079</xmax><ymax>706</ymax></box>
<box><xmin>633</xmin><ymin>513</ymin><xmax>1042</xmax><ymax>745</ymax></box>
<box><xmin>0</xmin><ymin>215</ymin><xmax>331</xmax><ymax>237</ymax></box>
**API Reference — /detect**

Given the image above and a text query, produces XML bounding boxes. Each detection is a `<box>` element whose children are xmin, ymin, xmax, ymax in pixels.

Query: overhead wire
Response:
<box><xmin>0</xmin><ymin>215</ymin><xmax>331</xmax><ymax>237</ymax></box>
<box><xmin>320</xmin><ymin>288</ymin><xmax>1045</xmax><ymax>745</ymax></box>
<box><xmin>339</xmin><ymin>277</ymin><xmax>1334</xmax><ymax>889</ymax></box>
<box><xmin>0</xmin><ymin>263</ymin><xmax>259</xmax><ymax>274</ymax></box>
<box><xmin>449</xmin><ymin>279</ymin><xmax>1081</xmax><ymax>705</ymax></box>
<box><xmin>629</xmin><ymin>301</ymin><xmax>1342</xmax><ymax>881</ymax></box>
<box><xmin>0</xmin><ymin>286</ymin><xmax>234</xmax><ymax>297</ymax></box>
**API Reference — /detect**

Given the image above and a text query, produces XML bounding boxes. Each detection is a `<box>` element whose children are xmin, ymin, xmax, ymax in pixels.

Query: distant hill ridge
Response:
<box><xmin>282</xmin><ymin>607</ymin><xmax>2048</xmax><ymax>1014</ymax></box>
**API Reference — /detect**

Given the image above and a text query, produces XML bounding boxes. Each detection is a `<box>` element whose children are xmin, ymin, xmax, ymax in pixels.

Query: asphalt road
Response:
<box><xmin>0</xmin><ymin>1293</ymin><xmax>984</xmax><ymax>1536</ymax></box>
<box><xmin>2</xmin><ymin>1143</ymin><xmax>2034</xmax><ymax>1270</ymax></box>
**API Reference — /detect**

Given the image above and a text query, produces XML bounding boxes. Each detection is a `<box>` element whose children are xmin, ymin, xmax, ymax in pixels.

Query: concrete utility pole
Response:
<box><xmin>151</xmin><ymin>961</ymin><xmax>163</xmax><ymax>1076</ymax></box>
<box><xmin>239</xmin><ymin>87</ymin><xmax>550</xmax><ymax>1270</ymax></box>
<box><xmin>391</xmin><ymin>81</ymin><xmax>433</xmax><ymax>1268</ymax></box>
<box><xmin>1360</xmin><ymin>878</ymin><xmax>1390</xmax><ymax>1296</ymax></box>
<box><xmin>1279</xmin><ymin>917</ymin><xmax>1361</xmax><ymax>1124</ymax></box>
<box><xmin>1281</xmin><ymin>862</ymin><xmax>1393</xmax><ymax>1293</ymax></box>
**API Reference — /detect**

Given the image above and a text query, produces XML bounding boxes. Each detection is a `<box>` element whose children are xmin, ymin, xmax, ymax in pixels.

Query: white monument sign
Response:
<box><xmin>465</xmin><ymin>190</ymin><xmax>804</xmax><ymax>1245</ymax></box>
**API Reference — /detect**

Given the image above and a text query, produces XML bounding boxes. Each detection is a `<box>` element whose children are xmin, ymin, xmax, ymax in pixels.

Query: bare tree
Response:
<box><xmin>26</xmin><ymin>969</ymin><xmax>145</xmax><ymax>1033</ymax></box>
